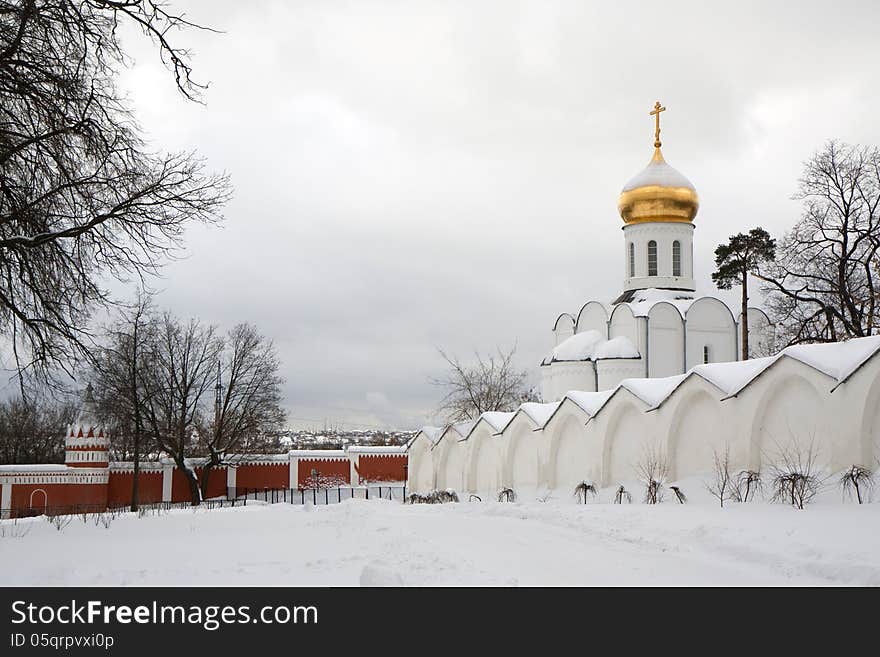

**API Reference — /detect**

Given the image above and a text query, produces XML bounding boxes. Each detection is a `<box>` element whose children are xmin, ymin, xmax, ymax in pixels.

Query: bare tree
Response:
<box><xmin>768</xmin><ymin>440</ymin><xmax>824</xmax><ymax>510</ymax></box>
<box><xmin>431</xmin><ymin>344</ymin><xmax>537</xmax><ymax>422</ymax></box>
<box><xmin>636</xmin><ymin>446</ymin><xmax>669</xmax><ymax>505</ymax></box>
<box><xmin>706</xmin><ymin>444</ymin><xmax>735</xmax><ymax>508</ymax></box>
<box><xmin>198</xmin><ymin>324</ymin><xmax>286</xmax><ymax>499</ymax></box>
<box><xmin>613</xmin><ymin>485</ymin><xmax>632</xmax><ymax>504</ymax></box>
<box><xmin>90</xmin><ymin>292</ymin><xmax>157</xmax><ymax>510</ymax></box>
<box><xmin>0</xmin><ymin>393</ymin><xmax>76</xmax><ymax>464</ymax></box>
<box><xmin>839</xmin><ymin>465</ymin><xmax>874</xmax><ymax>505</ymax></box>
<box><xmin>755</xmin><ymin>141</ymin><xmax>880</xmax><ymax>344</ymax></box>
<box><xmin>142</xmin><ymin>313</ymin><xmax>221</xmax><ymax>505</ymax></box>
<box><xmin>0</xmin><ymin>1</ymin><xmax>230</xmax><ymax>389</ymax></box>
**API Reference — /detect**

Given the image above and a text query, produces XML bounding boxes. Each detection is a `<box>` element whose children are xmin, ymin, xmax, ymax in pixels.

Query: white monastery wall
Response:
<box><xmin>408</xmin><ymin>337</ymin><xmax>880</xmax><ymax>497</ymax></box>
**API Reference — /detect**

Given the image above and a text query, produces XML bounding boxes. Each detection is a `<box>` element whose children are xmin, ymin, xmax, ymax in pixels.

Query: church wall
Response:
<box><xmin>622</xmin><ymin>222</ymin><xmax>695</xmax><ymax>292</ymax></box>
<box><xmin>576</xmin><ymin>302</ymin><xmax>609</xmax><ymax>337</ymax></box>
<box><xmin>553</xmin><ymin>313</ymin><xmax>575</xmax><ymax>346</ymax></box>
<box><xmin>596</xmin><ymin>359</ymin><xmax>644</xmax><ymax>390</ymax></box>
<box><xmin>356</xmin><ymin>454</ymin><xmax>408</xmax><ymax>483</ymax></box>
<box><xmin>541</xmin><ymin>361</ymin><xmax>596</xmax><ymax>401</ymax></box>
<box><xmin>647</xmin><ymin>302</ymin><xmax>685</xmax><ymax>378</ymax></box>
<box><xmin>685</xmin><ymin>298</ymin><xmax>737</xmax><ymax>369</ymax></box>
<box><xmin>609</xmin><ymin>305</ymin><xmax>646</xmax><ymax>362</ymax></box>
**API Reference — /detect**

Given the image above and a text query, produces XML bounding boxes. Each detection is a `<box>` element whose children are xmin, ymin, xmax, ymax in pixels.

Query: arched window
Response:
<box><xmin>628</xmin><ymin>242</ymin><xmax>635</xmax><ymax>277</ymax></box>
<box><xmin>672</xmin><ymin>240</ymin><xmax>681</xmax><ymax>277</ymax></box>
<box><xmin>647</xmin><ymin>240</ymin><xmax>657</xmax><ymax>276</ymax></box>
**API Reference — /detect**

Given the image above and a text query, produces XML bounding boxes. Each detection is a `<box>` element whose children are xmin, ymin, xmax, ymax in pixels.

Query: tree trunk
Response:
<box><xmin>741</xmin><ymin>268</ymin><xmax>749</xmax><ymax>360</ymax></box>
<box><xmin>176</xmin><ymin>460</ymin><xmax>201</xmax><ymax>506</ymax></box>
<box><xmin>130</xmin><ymin>429</ymin><xmax>140</xmax><ymax>512</ymax></box>
<box><xmin>200</xmin><ymin>461</ymin><xmax>217</xmax><ymax>500</ymax></box>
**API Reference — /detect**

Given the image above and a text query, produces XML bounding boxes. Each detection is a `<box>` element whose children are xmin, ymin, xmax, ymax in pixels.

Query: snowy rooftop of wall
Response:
<box><xmin>563</xmin><ymin>389</ymin><xmax>616</xmax><ymax>417</ymax></box>
<box><xmin>347</xmin><ymin>445</ymin><xmax>407</xmax><ymax>454</ymax></box>
<box><xmin>622</xmin><ymin>155</ymin><xmax>696</xmax><ymax>192</ymax></box>
<box><xmin>586</xmin><ymin>334</ymin><xmax>880</xmax><ymax>414</ymax></box>
<box><xmin>479</xmin><ymin>411</ymin><xmax>516</xmax><ymax>434</ymax></box>
<box><xmin>288</xmin><ymin>450</ymin><xmax>347</xmax><ymax>459</ymax></box>
<box><xmin>407</xmin><ymin>426</ymin><xmax>444</xmax><ymax>448</ymax></box>
<box><xmin>518</xmin><ymin>402</ymin><xmax>561</xmax><ymax>428</ymax></box>
<box><xmin>547</xmin><ymin>330</ymin><xmax>640</xmax><ymax>363</ymax></box>
<box><xmin>0</xmin><ymin>464</ymin><xmax>71</xmax><ymax>473</ymax></box>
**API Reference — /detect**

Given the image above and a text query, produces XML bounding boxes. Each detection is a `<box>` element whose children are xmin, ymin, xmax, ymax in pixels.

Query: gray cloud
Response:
<box><xmin>110</xmin><ymin>0</ymin><xmax>880</xmax><ymax>428</ymax></box>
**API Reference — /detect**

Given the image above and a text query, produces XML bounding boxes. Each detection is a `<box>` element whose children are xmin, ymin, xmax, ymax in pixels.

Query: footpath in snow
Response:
<box><xmin>2</xmin><ymin>489</ymin><xmax>879</xmax><ymax>586</ymax></box>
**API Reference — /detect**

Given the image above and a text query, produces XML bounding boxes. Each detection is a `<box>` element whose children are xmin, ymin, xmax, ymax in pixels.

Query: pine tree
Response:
<box><xmin>712</xmin><ymin>228</ymin><xmax>776</xmax><ymax>359</ymax></box>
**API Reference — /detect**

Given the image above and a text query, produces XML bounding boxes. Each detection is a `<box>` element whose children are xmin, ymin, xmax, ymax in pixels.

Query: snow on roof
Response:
<box><xmin>691</xmin><ymin>356</ymin><xmax>776</xmax><ymax>396</ymax></box>
<box><xmin>407</xmin><ymin>426</ymin><xmax>443</xmax><ymax>448</ymax></box>
<box><xmin>479</xmin><ymin>411</ymin><xmax>516</xmax><ymax>434</ymax></box>
<box><xmin>564</xmin><ymin>389</ymin><xmax>616</xmax><ymax>417</ymax></box>
<box><xmin>779</xmin><ymin>336</ymin><xmax>880</xmax><ymax>383</ymax></box>
<box><xmin>347</xmin><ymin>445</ymin><xmax>407</xmax><ymax>455</ymax></box>
<box><xmin>518</xmin><ymin>401</ymin><xmax>561</xmax><ymax>428</ymax></box>
<box><xmin>619</xmin><ymin>374</ymin><xmax>689</xmax><ymax>408</ymax></box>
<box><xmin>0</xmin><ymin>464</ymin><xmax>71</xmax><ymax>473</ymax></box>
<box><xmin>548</xmin><ymin>330</ymin><xmax>639</xmax><ymax>363</ymax></box>
<box><xmin>288</xmin><ymin>450</ymin><xmax>348</xmax><ymax>460</ymax></box>
<box><xmin>623</xmin><ymin>288</ymin><xmax>696</xmax><ymax>318</ymax></box>
<box><xmin>622</xmin><ymin>154</ymin><xmax>695</xmax><ymax>192</ymax></box>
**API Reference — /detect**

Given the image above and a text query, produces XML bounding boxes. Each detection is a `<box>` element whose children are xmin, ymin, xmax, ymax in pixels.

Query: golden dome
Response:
<box><xmin>617</xmin><ymin>102</ymin><xmax>699</xmax><ymax>224</ymax></box>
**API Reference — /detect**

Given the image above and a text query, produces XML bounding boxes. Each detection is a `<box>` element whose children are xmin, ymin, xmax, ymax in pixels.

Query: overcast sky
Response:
<box><xmin>110</xmin><ymin>0</ymin><xmax>880</xmax><ymax>430</ymax></box>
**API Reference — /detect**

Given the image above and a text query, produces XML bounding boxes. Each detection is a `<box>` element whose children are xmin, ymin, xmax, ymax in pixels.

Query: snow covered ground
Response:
<box><xmin>2</xmin><ymin>486</ymin><xmax>879</xmax><ymax>586</ymax></box>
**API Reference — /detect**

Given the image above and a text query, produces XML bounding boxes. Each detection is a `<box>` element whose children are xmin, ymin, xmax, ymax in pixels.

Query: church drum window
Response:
<box><xmin>672</xmin><ymin>240</ymin><xmax>681</xmax><ymax>277</ymax></box>
<box><xmin>647</xmin><ymin>240</ymin><xmax>657</xmax><ymax>276</ymax></box>
<box><xmin>703</xmin><ymin>345</ymin><xmax>710</xmax><ymax>364</ymax></box>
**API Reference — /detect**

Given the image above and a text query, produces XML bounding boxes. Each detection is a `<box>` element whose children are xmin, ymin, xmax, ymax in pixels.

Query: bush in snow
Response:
<box><xmin>497</xmin><ymin>488</ymin><xmax>516</xmax><ymax>503</ymax></box>
<box><xmin>768</xmin><ymin>441</ymin><xmax>824</xmax><ymax>510</ymax></box>
<box><xmin>468</xmin><ymin>494</ymin><xmax>482</xmax><ymax>503</ymax></box>
<box><xmin>613</xmin><ymin>485</ymin><xmax>632</xmax><ymax>504</ymax></box>
<box><xmin>731</xmin><ymin>470</ymin><xmax>762</xmax><ymax>503</ymax></box>
<box><xmin>839</xmin><ymin>465</ymin><xmax>874</xmax><ymax>504</ymax></box>
<box><xmin>636</xmin><ymin>446</ymin><xmax>669</xmax><ymax>505</ymax></box>
<box><xmin>573</xmin><ymin>481</ymin><xmax>598</xmax><ymax>504</ymax></box>
<box><xmin>706</xmin><ymin>444</ymin><xmax>736</xmax><ymax>508</ymax></box>
<box><xmin>46</xmin><ymin>514</ymin><xmax>72</xmax><ymax>532</ymax></box>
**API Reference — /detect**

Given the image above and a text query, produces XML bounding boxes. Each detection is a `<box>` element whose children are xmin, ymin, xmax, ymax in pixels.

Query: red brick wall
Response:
<box><xmin>356</xmin><ymin>454</ymin><xmax>408</xmax><ymax>483</ymax></box>
<box><xmin>235</xmin><ymin>463</ymin><xmax>288</xmax><ymax>490</ymax></box>
<box><xmin>107</xmin><ymin>470</ymin><xmax>163</xmax><ymax>506</ymax></box>
<box><xmin>9</xmin><ymin>483</ymin><xmax>107</xmax><ymax>518</ymax></box>
<box><xmin>297</xmin><ymin>458</ymin><xmax>350</xmax><ymax>488</ymax></box>
<box><xmin>171</xmin><ymin>466</ymin><xmax>227</xmax><ymax>502</ymax></box>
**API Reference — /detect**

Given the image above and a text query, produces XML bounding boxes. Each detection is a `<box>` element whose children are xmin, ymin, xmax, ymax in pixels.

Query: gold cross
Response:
<box><xmin>649</xmin><ymin>101</ymin><xmax>666</xmax><ymax>148</ymax></box>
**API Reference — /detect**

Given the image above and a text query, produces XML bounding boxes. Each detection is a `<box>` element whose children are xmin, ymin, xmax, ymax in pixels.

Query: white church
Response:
<box><xmin>541</xmin><ymin>101</ymin><xmax>772</xmax><ymax>401</ymax></box>
<box><xmin>407</xmin><ymin>103</ymin><xmax>880</xmax><ymax>498</ymax></box>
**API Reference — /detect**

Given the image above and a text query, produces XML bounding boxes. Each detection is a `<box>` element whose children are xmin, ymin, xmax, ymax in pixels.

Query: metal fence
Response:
<box><xmin>1</xmin><ymin>498</ymin><xmax>249</xmax><ymax>520</ymax></box>
<box><xmin>231</xmin><ymin>484</ymin><xmax>406</xmax><ymax>506</ymax></box>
